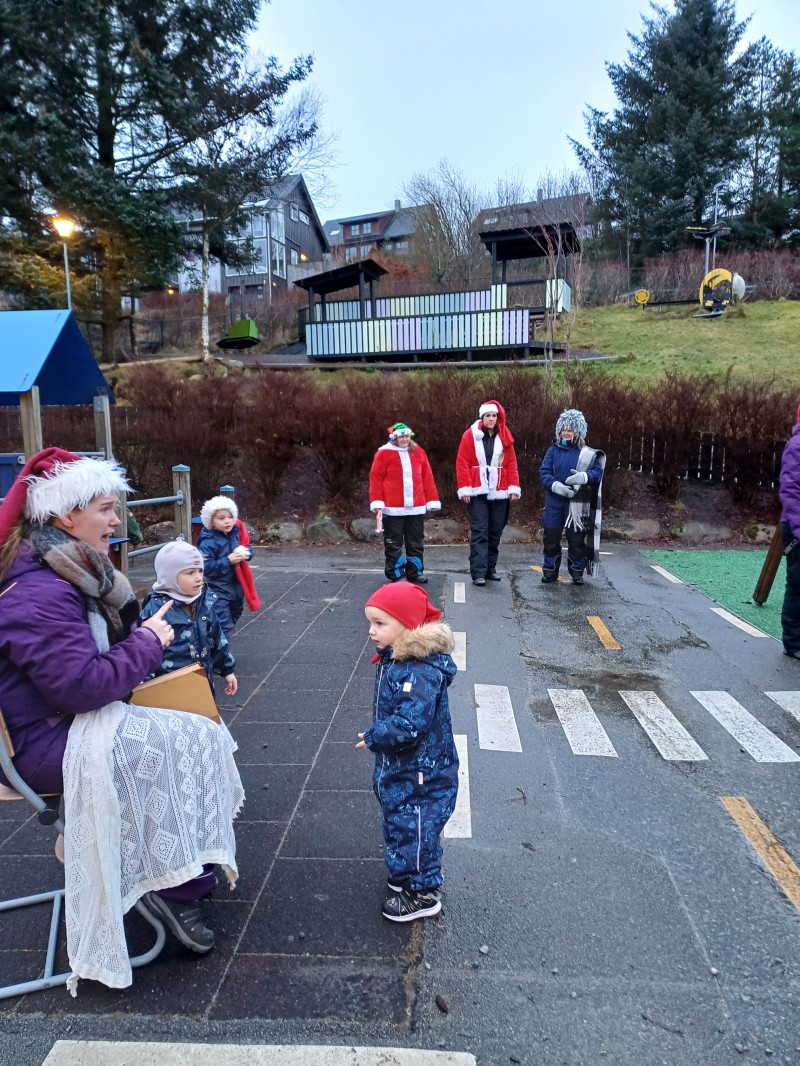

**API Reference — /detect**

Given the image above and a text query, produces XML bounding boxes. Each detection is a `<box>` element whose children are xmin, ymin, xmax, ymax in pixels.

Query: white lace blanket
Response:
<box><xmin>62</xmin><ymin>700</ymin><xmax>244</xmax><ymax>993</ymax></box>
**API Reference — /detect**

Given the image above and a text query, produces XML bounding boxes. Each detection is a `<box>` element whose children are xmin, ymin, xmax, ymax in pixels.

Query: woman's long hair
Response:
<box><xmin>0</xmin><ymin>518</ymin><xmax>26</xmax><ymax>587</ymax></box>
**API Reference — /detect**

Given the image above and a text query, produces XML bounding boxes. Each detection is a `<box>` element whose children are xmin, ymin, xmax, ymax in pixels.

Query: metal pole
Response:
<box><xmin>711</xmin><ymin>186</ymin><xmax>720</xmax><ymax>269</ymax></box>
<box><xmin>62</xmin><ymin>242</ymin><xmax>72</xmax><ymax>310</ymax></box>
<box><xmin>93</xmin><ymin>394</ymin><xmax>113</xmax><ymax>459</ymax></box>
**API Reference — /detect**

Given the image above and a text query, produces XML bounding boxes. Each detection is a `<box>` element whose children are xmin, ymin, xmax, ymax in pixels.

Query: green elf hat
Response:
<box><xmin>387</xmin><ymin>422</ymin><xmax>415</xmax><ymax>441</ymax></box>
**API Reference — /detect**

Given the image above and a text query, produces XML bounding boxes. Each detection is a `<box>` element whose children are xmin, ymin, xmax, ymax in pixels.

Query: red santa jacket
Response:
<box><xmin>456</xmin><ymin>418</ymin><xmax>521</xmax><ymax>501</ymax></box>
<box><xmin>369</xmin><ymin>443</ymin><xmax>441</xmax><ymax>516</ymax></box>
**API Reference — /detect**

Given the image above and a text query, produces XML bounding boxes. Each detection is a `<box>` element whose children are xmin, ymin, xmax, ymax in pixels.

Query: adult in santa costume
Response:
<box><xmin>0</xmin><ymin>449</ymin><xmax>243</xmax><ymax>992</ymax></box>
<box><xmin>369</xmin><ymin>423</ymin><xmax>441</xmax><ymax>583</ymax></box>
<box><xmin>455</xmin><ymin>400</ymin><xmax>521</xmax><ymax>586</ymax></box>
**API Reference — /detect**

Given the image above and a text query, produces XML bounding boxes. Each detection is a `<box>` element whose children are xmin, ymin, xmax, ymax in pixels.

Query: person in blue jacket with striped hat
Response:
<box><xmin>539</xmin><ymin>408</ymin><xmax>605</xmax><ymax>584</ymax></box>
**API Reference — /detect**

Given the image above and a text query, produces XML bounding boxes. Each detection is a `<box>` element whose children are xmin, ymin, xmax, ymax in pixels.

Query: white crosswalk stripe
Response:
<box><xmin>765</xmin><ymin>691</ymin><xmax>800</xmax><ymax>726</ymax></box>
<box><xmin>690</xmin><ymin>690</ymin><xmax>800</xmax><ymax>763</ymax></box>
<box><xmin>453</xmin><ymin>581</ymin><xmax>466</xmax><ymax>603</ymax></box>
<box><xmin>444</xmin><ymin>734</ymin><xmax>472</xmax><ymax>838</ymax></box>
<box><xmin>452</xmin><ymin>631</ymin><xmax>467</xmax><ymax>672</ymax></box>
<box><xmin>618</xmin><ymin>690</ymin><xmax>708</xmax><ymax>761</ymax></box>
<box><xmin>548</xmin><ymin>688</ymin><xmax>618</xmax><ymax>757</ymax></box>
<box><xmin>474</xmin><ymin>684</ymin><xmax>522</xmax><ymax>752</ymax></box>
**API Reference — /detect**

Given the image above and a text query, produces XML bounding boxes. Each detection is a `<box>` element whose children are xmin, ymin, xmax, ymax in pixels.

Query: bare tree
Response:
<box><xmin>402</xmin><ymin>160</ymin><xmax>489</xmax><ymax>285</ymax></box>
<box><xmin>522</xmin><ymin>169</ymin><xmax>592</xmax><ymax>369</ymax></box>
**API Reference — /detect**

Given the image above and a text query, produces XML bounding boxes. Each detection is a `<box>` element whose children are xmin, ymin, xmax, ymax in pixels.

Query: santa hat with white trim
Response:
<box><xmin>0</xmin><ymin>447</ymin><xmax>129</xmax><ymax>548</ymax></box>
<box><xmin>200</xmin><ymin>495</ymin><xmax>238</xmax><ymax>529</ymax></box>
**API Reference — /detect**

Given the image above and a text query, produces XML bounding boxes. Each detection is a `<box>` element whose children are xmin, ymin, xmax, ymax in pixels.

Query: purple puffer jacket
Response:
<box><xmin>780</xmin><ymin>422</ymin><xmax>800</xmax><ymax>540</ymax></box>
<box><xmin>0</xmin><ymin>543</ymin><xmax>163</xmax><ymax>792</ymax></box>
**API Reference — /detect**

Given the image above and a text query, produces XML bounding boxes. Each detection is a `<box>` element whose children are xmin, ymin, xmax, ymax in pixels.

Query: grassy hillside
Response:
<box><xmin>559</xmin><ymin>300</ymin><xmax>800</xmax><ymax>383</ymax></box>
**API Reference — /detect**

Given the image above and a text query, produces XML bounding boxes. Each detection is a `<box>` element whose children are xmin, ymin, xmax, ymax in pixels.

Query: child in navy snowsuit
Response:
<box><xmin>357</xmin><ymin>582</ymin><xmax>458</xmax><ymax>922</ymax></box>
<box><xmin>141</xmin><ymin>540</ymin><xmax>238</xmax><ymax>696</ymax></box>
<box><xmin>196</xmin><ymin>495</ymin><xmax>251</xmax><ymax>637</ymax></box>
<box><xmin>539</xmin><ymin>408</ymin><xmax>604</xmax><ymax>584</ymax></box>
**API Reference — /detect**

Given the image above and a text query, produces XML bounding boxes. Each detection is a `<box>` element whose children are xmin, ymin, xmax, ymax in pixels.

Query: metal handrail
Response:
<box><xmin>128</xmin><ymin>492</ymin><xmax>184</xmax><ymax>508</ymax></box>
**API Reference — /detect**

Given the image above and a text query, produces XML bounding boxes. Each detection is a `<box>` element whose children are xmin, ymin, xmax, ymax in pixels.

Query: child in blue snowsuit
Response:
<box><xmin>539</xmin><ymin>408</ymin><xmax>604</xmax><ymax>584</ymax></box>
<box><xmin>196</xmin><ymin>495</ymin><xmax>251</xmax><ymax>637</ymax></box>
<box><xmin>140</xmin><ymin>540</ymin><xmax>238</xmax><ymax>696</ymax></box>
<box><xmin>357</xmin><ymin>581</ymin><xmax>458</xmax><ymax>923</ymax></box>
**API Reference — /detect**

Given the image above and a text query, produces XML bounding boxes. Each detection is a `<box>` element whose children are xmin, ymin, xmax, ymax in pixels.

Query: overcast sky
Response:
<box><xmin>253</xmin><ymin>0</ymin><xmax>800</xmax><ymax>223</ymax></box>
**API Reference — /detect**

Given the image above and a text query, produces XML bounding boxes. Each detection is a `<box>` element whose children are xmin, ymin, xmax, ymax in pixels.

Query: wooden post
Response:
<box><xmin>93</xmin><ymin>394</ymin><xmax>113</xmax><ymax>459</ymax></box>
<box><xmin>116</xmin><ymin>486</ymin><xmax>129</xmax><ymax>575</ymax></box>
<box><xmin>20</xmin><ymin>386</ymin><xmax>43</xmax><ymax>457</ymax></box>
<box><xmin>172</xmin><ymin>464</ymin><xmax>192</xmax><ymax>542</ymax></box>
<box><xmin>753</xmin><ymin>524</ymin><xmax>785</xmax><ymax>606</ymax></box>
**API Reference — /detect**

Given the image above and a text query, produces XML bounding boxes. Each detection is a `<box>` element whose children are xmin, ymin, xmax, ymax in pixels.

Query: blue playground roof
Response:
<box><xmin>0</xmin><ymin>310</ymin><xmax>114</xmax><ymax>407</ymax></box>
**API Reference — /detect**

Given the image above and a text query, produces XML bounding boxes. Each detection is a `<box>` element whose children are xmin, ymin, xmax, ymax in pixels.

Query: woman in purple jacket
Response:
<box><xmin>0</xmin><ymin>449</ymin><xmax>243</xmax><ymax>973</ymax></box>
<box><xmin>780</xmin><ymin>403</ymin><xmax>800</xmax><ymax>659</ymax></box>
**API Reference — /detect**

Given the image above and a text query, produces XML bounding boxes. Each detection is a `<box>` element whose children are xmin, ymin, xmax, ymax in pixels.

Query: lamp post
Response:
<box><xmin>52</xmin><ymin>217</ymin><xmax>75</xmax><ymax>310</ymax></box>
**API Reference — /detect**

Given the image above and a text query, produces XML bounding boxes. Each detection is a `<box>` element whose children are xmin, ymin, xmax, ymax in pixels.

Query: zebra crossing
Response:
<box><xmin>472</xmin><ymin>682</ymin><xmax>800</xmax><ymax>764</ymax></box>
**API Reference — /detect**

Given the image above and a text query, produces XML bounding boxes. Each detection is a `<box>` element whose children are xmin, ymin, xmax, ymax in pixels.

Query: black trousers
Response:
<box><xmin>467</xmin><ymin>496</ymin><xmax>509</xmax><ymax>579</ymax></box>
<box><xmin>782</xmin><ymin>521</ymin><xmax>800</xmax><ymax>654</ymax></box>
<box><xmin>382</xmin><ymin>514</ymin><xmax>425</xmax><ymax>580</ymax></box>
<box><xmin>542</xmin><ymin>525</ymin><xmax>587</xmax><ymax>579</ymax></box>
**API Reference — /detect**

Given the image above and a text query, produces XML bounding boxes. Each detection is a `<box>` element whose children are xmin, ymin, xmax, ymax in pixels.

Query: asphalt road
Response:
<box><xmin>1</xmin><ymin>542</ymin><xmax>799</xmax><ymax>1066</ymax></box>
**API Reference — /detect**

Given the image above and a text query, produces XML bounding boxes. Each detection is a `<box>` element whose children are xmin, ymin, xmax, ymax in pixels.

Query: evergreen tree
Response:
<box><xmin>572</xmin><ymin>0</ymin><xmax>750</xmax><ymax>260</ymax></box>
<box><xmin>0</xmin><ymin>0</ymin><xmax>312</xmax><ymax>362</ymax></box>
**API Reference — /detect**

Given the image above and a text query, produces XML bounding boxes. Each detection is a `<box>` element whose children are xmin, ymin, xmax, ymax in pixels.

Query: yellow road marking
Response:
<box><xmin>587</xmin><ymin>615</ymin><xmax>621</xmax><ymax>649</ymax></box>
<box><xmin>529</xmin><ymin>565</ymin><xmax>571</xmax><ymax>585</ymax></box>
<box><xmin>721</xmin><ymin>796</ymin><xmax>800</xmax><ymax>912</ymax></box>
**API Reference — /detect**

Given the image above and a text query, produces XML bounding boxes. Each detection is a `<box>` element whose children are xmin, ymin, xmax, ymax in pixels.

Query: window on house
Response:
<box><xmin>290</xmin><ymin>248</ymin><xmax>299</xmax><ymax>265</ymax></box>
<box><xmin>290</xmin><ymin>203</ymin><xmax>299</xmax><ymax>222</ymax></box>
<box><xmin>299</xmin><ymin>210</ymin><xmax>310</xmax><ymax>225</ymax></box>
<box><xmin>271</xmin><ymin>239</ymin><xmax>286</xmax><ymax>278</ymax></box>
<box><xmin>345</xmin><ymin>246</ymin><xmax>357</xmax><ymax>260</ymax></box>
<box><xmin>350</xmin><ymin>224</ymin><xmax>360</xmax><ymax>236</ymax></box>
<box><xmin>360</xmin><ymin>244</ymin><xmax>372</xmax><ymax>256</ymax></box>
<box><xmin>270</xmin><ymin>208</ymin><xmax>285</xmax><ymax>243</ymax></box>
<box><xmin>363</xmin><ymin>222</ymin><xmax>372</xmax><ymax>235</ymax></box>
<box><xmin>396</xmin><ymin>241</ymin><xmax>409</xmax><ymax>250</ymax></box>
<box><xmin>251</xmin><ymin>214</ymin><xmax>266</xmax><ymax>237</ymax></box>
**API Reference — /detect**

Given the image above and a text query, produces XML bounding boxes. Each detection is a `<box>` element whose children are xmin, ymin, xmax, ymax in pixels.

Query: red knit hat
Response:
<box><xmin>365</xmin><ymin>582</ymin><xmax>442</xmax><ymax>629</ymax></box>
<box><xmin>0</xmin><ymin>446</ymin><xmax>129</xmax><ymax>549</ymax></box>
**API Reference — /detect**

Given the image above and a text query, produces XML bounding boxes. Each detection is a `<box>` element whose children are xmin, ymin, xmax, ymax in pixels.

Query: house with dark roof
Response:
<box><xmin>324</xmin><ymin>200</ymin><xmax>419</xmax><ymax>262</ymax></box>
<box><xmin>175</xmin><ymin>174</ymin><xmax>330</xmax><ymax>300</ymax></box>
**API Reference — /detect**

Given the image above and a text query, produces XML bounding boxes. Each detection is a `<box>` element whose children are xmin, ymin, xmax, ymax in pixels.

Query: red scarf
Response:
<box><xmin>235</xmin><ymin>520</ymin><xmax>261</xmax><ymax>611</ymax></box>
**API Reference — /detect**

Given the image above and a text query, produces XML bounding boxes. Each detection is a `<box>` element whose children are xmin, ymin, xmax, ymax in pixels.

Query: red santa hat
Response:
<box><xmin>478</xmin><ymin>399</ymin><xmax>515</xmax><ymax>448</ymax></box>
<box><xmin>0</xmin><ymin>447</ymin><xmax>129</xmax><ymax>548</ymax></box>
<box><xmin>365</xmin><ymin>582</ymin><xmax>442</xmax><ymax>630</ymax></box>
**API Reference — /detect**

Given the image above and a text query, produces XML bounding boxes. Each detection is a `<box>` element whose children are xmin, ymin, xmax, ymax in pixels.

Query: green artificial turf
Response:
<box><xmin>643</xmin><ymin>548</ymin><xmax>786</xmax><ymax>641</ymax></box>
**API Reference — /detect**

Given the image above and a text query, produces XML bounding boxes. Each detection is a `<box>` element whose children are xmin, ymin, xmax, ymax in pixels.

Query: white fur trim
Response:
<box><xmin>370</xmin><ymin>500</ymin><xmax>385</xmax><ymax>511</ymax></box>
<box><xmin>479</xmin><ymin>403</ymin><xmax>499</xmax><ymax>416</ymax></box>
<box><xmin>426</xmin><ymin>501</ymin><xmax>441</xmax><ymax>511</ymax></box>
<box><xmin>25</xmin><ymin>458</ymin><xmax>130</xmax><ymax>523</ymax></box>
<box><xmin>200</xmin><ymin>495</ymin><xmax>238</xmax><ymax>529</ymax></box>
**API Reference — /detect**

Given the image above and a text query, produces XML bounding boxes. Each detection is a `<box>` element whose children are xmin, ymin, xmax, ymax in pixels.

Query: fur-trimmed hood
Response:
<box><xmin>390</xmin><ymin>621</ymin><xmax>455</xmax><ymax>663</ymax></box>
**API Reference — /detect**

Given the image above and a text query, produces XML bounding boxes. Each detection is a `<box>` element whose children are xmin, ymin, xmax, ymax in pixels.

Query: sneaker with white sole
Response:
<box><xmin>382</xmin><ymin>887</ymin><xmax>442</xmax><ymax>922</ymax></box>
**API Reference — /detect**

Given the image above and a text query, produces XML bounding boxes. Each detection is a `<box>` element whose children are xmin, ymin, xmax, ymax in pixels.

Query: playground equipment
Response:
<box><xmin>217</xmin><ymin>318</ymin><xmax>260</xmax><ymax>350</ymax></box>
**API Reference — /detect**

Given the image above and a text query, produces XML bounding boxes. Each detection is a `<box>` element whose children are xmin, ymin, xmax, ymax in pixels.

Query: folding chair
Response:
<box><xmin>0</xmin><ymin>706</ymin><xmax>166</xmax><ymax>999</ymax></box>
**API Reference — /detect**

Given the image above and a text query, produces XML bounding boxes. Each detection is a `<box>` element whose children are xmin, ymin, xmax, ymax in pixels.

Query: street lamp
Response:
<box><xmin>52</xmin><ymin>216</ymin><xmax>75</xmax><ymax>310</ymax></box>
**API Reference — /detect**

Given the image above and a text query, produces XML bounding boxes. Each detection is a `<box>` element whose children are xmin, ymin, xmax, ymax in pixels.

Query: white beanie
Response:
<box><xmin>153</xmin><ymin>540</ymin><xmax>205</xmax><ymax>603</ymax></box>
<box><xmin>200</xmin><ymin>495</ymin><xmax>238</xmax><ymax>529</ymax></box>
